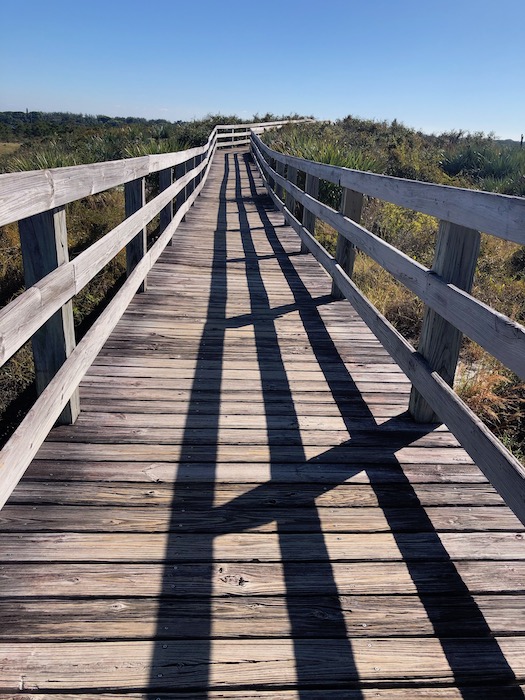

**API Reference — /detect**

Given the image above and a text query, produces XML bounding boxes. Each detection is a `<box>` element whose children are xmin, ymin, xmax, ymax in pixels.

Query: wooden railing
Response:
<box><xmin>0</xmin><ymin>120</ymin><xmax>305</xmax><ymax>509</ymax></box>
<box><xmin>250</xmin><ymin>131</ymin><xmax>525</xmax><ymax>524</ymax></box>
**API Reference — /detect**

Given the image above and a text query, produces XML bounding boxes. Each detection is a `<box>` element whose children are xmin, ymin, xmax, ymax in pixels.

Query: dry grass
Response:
<box><xmin>0</xmin><ymin>142</ymin><xmax>21</xmax><ymax>156</ymax></box>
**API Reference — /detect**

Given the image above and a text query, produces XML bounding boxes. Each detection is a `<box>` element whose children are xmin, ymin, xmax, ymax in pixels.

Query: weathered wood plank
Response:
<box><xmin>1</xmin><ymin>637</ymin><xmax>525</xmax><ymax>690</ymax></box>
<box><xmin>1</xmin><ymin>594</ymin><xmax>524</xmax><ymax>639</ymax></box>
<box><xmin>1</xmin><ymin>532</ymin><xmax>523</xmax><ymax>562</ymax></box>
<box><xmin>1</xmin><ymin>505</ymin><xmax>519</xmax><ymax>533</ymax></box>
<box><xmin>33</xmin><ymin>441</ymin><xmax>475</xmax><ymax>465</ymax></box>
<box><xmin>49</xmin><ymin>425</ymin><xmax>450</xmax><ymax>447</ymax></box>
<box><xmin>2</xmin><ymin>689</ymin><xmax>525</xmax><ymax>699</ymax></box>
<box><xmin>24</xmin><ymin>459</ymin><xmax>488</xmax><ymax>484</ymax></box>
<box><xmin>8</xmin><ymin>482</ymin><xmax>504</xmax><ymax>506</ymax></box>
<box><xmin>1</xmin><ymin>560</ymin><xmax>523</xmax><ymax>597</ymax></box>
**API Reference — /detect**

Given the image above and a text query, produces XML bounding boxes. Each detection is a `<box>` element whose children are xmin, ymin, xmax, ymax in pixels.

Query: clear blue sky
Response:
<box><xmin>1</xmin><ymin>0</ymin><xmax>523</xmax><ymax>139</ymax></box>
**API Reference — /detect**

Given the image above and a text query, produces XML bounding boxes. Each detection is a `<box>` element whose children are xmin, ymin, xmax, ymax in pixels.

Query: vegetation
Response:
<box><xmin>262</xmin><ymin>119</ymin><xmax>524</xmax><ymax>459</ymax></box>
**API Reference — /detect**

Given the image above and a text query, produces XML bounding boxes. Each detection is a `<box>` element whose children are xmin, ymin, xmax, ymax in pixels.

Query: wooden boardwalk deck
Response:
<box><xmin>1</xmin><ymin>149</ymin><xmax>525</xmax><ymax>697</ymax></box>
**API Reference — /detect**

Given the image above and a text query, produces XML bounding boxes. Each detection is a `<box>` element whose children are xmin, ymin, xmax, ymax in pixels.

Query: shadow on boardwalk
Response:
<box><xmin>148</xmin><ymin>150</ymin><xmax>523</xmax><ymax>697</ymax></box>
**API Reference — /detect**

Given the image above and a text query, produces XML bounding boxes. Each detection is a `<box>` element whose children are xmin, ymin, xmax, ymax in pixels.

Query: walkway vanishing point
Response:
<box><xmin>0</xmin><ymin>123</ymin><xmax>525</xmax><ymax>697</ymax></box>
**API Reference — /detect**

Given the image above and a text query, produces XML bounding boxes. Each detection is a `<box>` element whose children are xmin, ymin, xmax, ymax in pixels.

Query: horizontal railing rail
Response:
<box><xmin>251</xmin><ymin>131</ymin><xmax>525</xmax><ymax>524</ymax></box>
<box><xmin>0</xmin><ymin>120</ymin><xmax>304</xmax><ymax>509</ymax></box>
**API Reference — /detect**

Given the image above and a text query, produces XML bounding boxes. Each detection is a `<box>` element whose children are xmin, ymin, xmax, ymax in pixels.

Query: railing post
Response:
<box><xmin>300</xmin><ymin>173</ymin><xmax>319</xmax><ymax>253</ymax></box>
<box><xmin>190</xmin><ymin>156</ymin><xmax>197</xmax><ymax>200</ymax></box>
<box><xmin>175</xmin><ymin>162</ymin><xmax>186</xmax><ymax>222</ymax></box>
<box><xmin>286</xmin><ymin>165</ymin><xmax>298</xmax><ymax>223</ymax></box>
<box><xmin>125</xmin><ymin>177</ymin><xmax>147</xmax><ymax>293</ymax></box>
<box><xmin>409</xmin><ymin>221</ymin><xmax>481</xmax><ymax>422</ymax></box>
<box><xmin>275</xmin><ymin>159</ymin><xmax>285</xmax><ymax>201</ymax></box>
<box><xmin>18</xmin><ymin>206</ymin><xmax>80</xmax><ymax>425</ymax></box>
<box><xmin>159</xmin><ymin>167</ymin><xmax>174</xmax><ymax>247</ymax></box>
<box><xmin>183</xmin><ymin>157</ymin><xmax>195</xmax><ymax>211</ymax></box>
<box><xmin>332</xmin><ymin>188</ymin><xmax>364</xmax><ymax>298</ymax></box>
<box><xmin>267</xmin><ymin>157</ymin><xmax>276</xmax><ymax>190</ymax></box>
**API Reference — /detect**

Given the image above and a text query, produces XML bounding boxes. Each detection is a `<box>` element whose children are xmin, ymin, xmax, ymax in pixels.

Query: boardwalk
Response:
<box><xmin>1</xmin><ymin>149</ymin><xmax>525</xmax><ymax>697</ymax></box>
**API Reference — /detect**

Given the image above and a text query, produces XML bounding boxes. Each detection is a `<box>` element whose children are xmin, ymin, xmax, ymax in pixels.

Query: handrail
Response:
<box><xmin>251</xmin><ymin>130</ymin><xmax>525</xmax><ymax>525</ymax></box>
<box><xmin>0</xmin><ymin>120</ymin><xmax>304</xmax><ymax>509</ymax></box>
<box><xmin>254</xmin><ymin>137</ymin><xmax>525</xmax><ymax>246</ymax></box>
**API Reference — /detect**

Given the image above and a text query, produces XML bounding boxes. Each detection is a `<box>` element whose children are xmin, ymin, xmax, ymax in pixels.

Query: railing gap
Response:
<box><xmin>301</xmin><ymin>173</ymin><xmax>319</xmax><ymax>253</ymax></box>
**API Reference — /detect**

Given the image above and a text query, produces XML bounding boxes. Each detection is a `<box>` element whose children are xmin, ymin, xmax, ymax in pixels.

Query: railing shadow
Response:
<box><xmin>147</xmin><ymin>149</ymin><xmax>523</xmax><ymax>696</ymax></box>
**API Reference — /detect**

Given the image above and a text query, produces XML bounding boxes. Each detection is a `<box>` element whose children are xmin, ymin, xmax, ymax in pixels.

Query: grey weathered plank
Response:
<box><xmin>1</xmin><ymin>637</ymin><xmax>525</xmax><ymax>690</ymax></box>
<box><xmin>8</xmin><ymin>482</ymin><xmax>504</xmax><ymax>506</ymax></box>
<box><xmin>1</xmin><ymin>560</ymin><xmax>523</xmax><ymax>597</ymax></box>
<box><xmin>1</xmin><ymin>690</ymin><xmax>524</xmax><ymax>699</ymax></box>
<box><xmin>1</xmin><ymin>594</ymin><xmax>524</xmax><ymax>639</ymax></box>
<box><xmin>2</xmin><ymin>504</ymin><xmax>519</xmax><ymax>533</ymax></box>
<box><xmin>1</xmin><ymin>531</ymin><xmax>523</xmax><ymax>562</ymax></box>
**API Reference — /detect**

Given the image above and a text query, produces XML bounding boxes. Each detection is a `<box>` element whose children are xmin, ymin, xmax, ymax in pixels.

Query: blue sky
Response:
<box><xmin>1</xmin><ymin>0</ymin><xmax>523</xmax><ymax>139</ymax></box>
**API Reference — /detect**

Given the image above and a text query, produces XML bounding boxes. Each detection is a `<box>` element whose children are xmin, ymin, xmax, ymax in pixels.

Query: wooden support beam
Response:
<box><xmin>286</xmin><ymin>165</ymin><xmax>298</xmax><ymax>223</ymax></box>
<box><xmin>266</xmin><ymin>157</ymin><xmax>273</xmax><ymax>190</ymax></box>
<box><xmin>124</xmin><ymin>177</ymin><xmax>147</xmax><ymax>293</ymax></box>
<box><xmin>186</xmin><ymin>157</ymin><xmax>195</xmax><ymax>202</ymax></box>
<box><xmin>301</xmin><ymin>173</ymin><xmax>319</xmax><ymax>253</ymax></box>
<box><xmin>409</xmin><ymin>221</ymin><xmax>481</xmax><ymax>422</ymax></box>
<box><xmin>159</xmin><ymin>167</ymin><xmax>173</xmax><ymax>247</ymax></box>
<box><xmin>332</xmin><ymin>188</ymin><xmax>363</xmax><ymax>298</ymax></box>
<box><xmin>175</xmin><ymin>162</ymin><xmax>186</xmax><ymax>221</ymax></box>
<box><xmin>275</xmin><ymin>160</ymin><xmax>285</xmax><ymax>201</ymax></box>
<box><xmin>18</xmin><ymin>207</ymin><xmax>79</xmax><ymax>424</ymax></box>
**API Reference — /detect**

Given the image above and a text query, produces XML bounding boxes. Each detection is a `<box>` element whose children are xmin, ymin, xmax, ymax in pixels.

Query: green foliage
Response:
<box><xmin>0</xmin><ymin>111</ymin><xmax>303</xmax><ymax>173</ymax></box>
<box><xmin>440</xmin><ymin>139</ymin><xmax>525</xmax><ymax>195</ymax></box>
<box><xmin>266</xmin><ymin>123</ymin><xmax>384</xmax><ymax>209</ymax></box>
